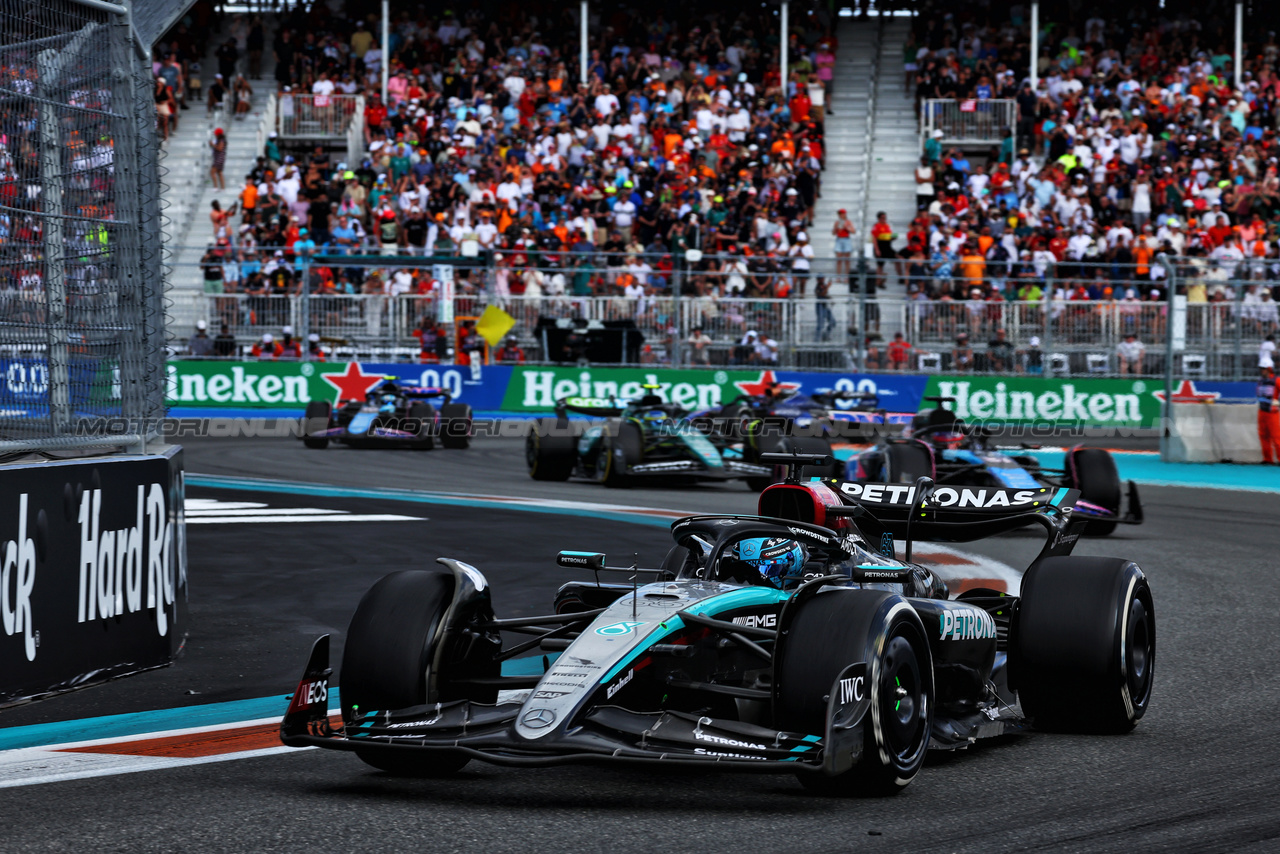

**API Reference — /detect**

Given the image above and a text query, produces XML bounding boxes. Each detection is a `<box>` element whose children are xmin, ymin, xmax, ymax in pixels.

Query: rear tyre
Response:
<box><xmin>600</xmin><ymin>421</ymin><xmax>643</xmax><ymax>488</ymax></box>
<box><xmin>527</xmin><ymin>418</ymin><xmax>575</xmax><ymax>481</ymax></box>
<box><xmin>775</xmin><ymin>590</ymin><xmax>933</xmax><ymax>797</ymax></box>
<box><xmin>1013</xmin><ymin>556</ymin><xmax>1155</xmax><ymax>733</ymax></box>
<box><xmin>341</xmin><ymin>570</ymin><xmax>470</xmax><ymax>776</ymax></box>
<box><xmin>302</xmin><ymin>401</ymin><xmax>331</xmax><ymax>449</ymax></box>
<box><xmin>409</xmin><ymin>403</ymin><xmax>436</xmax><ymax>450</ymax></box>
<box><xmin>1069</xmin><ymin>448</ymin><xmax>1122</xmax><ymax>536</ymax></box>
<box><xmin>883</xmin><ymin>442</ymin><xmax>933</xmax><ymax>483</ymax></box>
<box><xmin>439</xmin><ymin>403</ymin><xmax>473</xmax><ymax>449</ymax></box>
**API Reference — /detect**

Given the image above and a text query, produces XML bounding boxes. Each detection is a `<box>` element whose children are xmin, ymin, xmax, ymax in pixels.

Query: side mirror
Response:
<box><xmin>557</xmin><ymin>551</ymin><xmax>606</xmax><ymax>570</ymax></box>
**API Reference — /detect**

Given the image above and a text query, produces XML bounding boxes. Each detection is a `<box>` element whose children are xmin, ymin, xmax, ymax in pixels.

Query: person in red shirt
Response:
<box><xmin>789</xmin><ymin>87</ymin><xmax>811</xmax><ymax>124</ymax></box>
<box><xmin>887</xmin><ymin>331</ymin><xmax>912</xmax><ymax>371</ymax></box>
<box><xmin>871</xmin><ymin>211</ymin><xmax>897</xmax><ymax>288</ymax></box>
<box><xmin>1259</xmin><ymin>363</ymin><xmax>1280</xmax><ymax>464</ymax></box>
<box><xmin>251</xmin><ymin>332</ymin><xmax>282</xmax><ymax>360</ymax></box>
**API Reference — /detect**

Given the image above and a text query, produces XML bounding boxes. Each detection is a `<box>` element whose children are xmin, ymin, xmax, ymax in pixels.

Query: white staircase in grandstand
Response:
<box><xmin>811</xmin><ymin>18</ymin><xmax>877</xmax><ymax>273</ymax></box>
<box><xmin>862</xmin><ymin>16</ymin><xmax>921</xmax><ymax>296</ymax></box>
<box><xmin>161</xmin><ymin>20</ymin><xmax>277</xmax><ymax>336</ymax></box>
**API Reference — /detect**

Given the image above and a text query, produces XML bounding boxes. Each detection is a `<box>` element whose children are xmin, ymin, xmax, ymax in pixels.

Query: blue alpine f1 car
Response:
<box><xmin>282</xmin><ymin>455</ymin><xmax>1155</xmax><ymax>795</ymax></box>
<box><xmin>300</xmin><ymin>380</ymin><xmax>472</xmax><ymax>450</ymax></box>
<box><xmin>847</xmin><ymin>397</ymin><xmax>1142</xmax><ymax>535</ymax></box>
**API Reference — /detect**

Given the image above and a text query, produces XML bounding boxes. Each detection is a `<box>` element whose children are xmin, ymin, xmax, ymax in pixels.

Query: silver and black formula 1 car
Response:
<box><xmin>300</xmin><ymin>380</ymin><xmax>472</xmax><ymax>450</ymax></box>
<box><xmin>281</xmin><ymin>455</ymin><xmax>1155</xmax><ymax>795</ymax></box>
<box><xmin>848</xmin><ymin>397</ymin><xmax>1143</xmax><ymax>535</ymax></box>
<box><xmin>524</xmin><ymin>386</ymin><xmax>772</xmax><ymax>487</ymax></box>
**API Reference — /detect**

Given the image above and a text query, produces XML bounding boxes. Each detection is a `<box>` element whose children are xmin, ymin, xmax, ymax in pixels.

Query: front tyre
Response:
<box><xmin>1013</xmin><ymin>556</ymin><xmax>1155</xmax><ymax>733</ymax></box>
<box><xmin>775</xmin><ymin>590</ymin><xmax>933</xmax><ymax>796</ymax></box>
<box><xmin>341</xmin><ymin>570</ymin><xmax>470</xmax><ymax>776</ymax></box>
<box><xmin>439</xmin><ymin>403</ymin><xmax>473</xmax><ymax>449</ymax></box>
<box><xmin>302</xmin><ymin>401</ymin><xmax>331</xmax><ymax>449</ymax></box>
<box><xmin>527</xmin><ymin>418</ymin><xmax>576</xmax><ymax>481</ymax></box>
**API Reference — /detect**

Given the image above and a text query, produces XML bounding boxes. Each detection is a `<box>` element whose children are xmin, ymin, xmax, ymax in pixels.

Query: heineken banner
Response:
<box><xmin>165</xmin><ymin>361</ymin><xmax>1253</xmax><ymax>429</ymax></box>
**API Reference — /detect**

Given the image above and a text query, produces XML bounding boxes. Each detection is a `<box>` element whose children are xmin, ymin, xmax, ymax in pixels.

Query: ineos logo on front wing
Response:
<box><xmin>522</xmin><ymin>708</ymin><xmax>557</xmax><ymax>729</ymax></box>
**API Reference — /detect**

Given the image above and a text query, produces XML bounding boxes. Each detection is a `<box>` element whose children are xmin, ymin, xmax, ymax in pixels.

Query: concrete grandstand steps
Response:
<box><xmin>161</xmin><ymin>15</ymin><xmax>281</xmax><ymax>336</ymax></box>
<box><xmin>811</xmin><ymin>18</ymin><xmax>878</xmax><ymax>268</ymax></box>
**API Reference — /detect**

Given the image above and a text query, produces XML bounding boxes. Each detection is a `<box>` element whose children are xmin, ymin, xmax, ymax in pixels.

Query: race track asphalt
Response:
<box><xmin>1</xmin><ymin>435</ymin><xmax>1278</xmax><ymax>853</ymax></box>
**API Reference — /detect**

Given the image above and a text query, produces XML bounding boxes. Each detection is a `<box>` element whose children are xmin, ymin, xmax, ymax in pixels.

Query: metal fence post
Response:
<box><xmin>856</xmin><ymin>254</ymin><xmax>868</xmax><ymax>367</ymax></box>
<box><xmin>1041</xmin><ymin>267</ymin><xmax>1054</xmax><ymax>373</ymax></box>
<box><xmin>1159</xmin><ymin>255</ymin><xmax>1178</xmax><ymax>460</ymax></box>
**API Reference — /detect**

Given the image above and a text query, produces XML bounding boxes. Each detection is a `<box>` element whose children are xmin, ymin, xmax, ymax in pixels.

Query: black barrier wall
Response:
<box><xmin>0</xmin><ymin>448</ymin><xmax>186</xmax><ymax>706</ymax></box>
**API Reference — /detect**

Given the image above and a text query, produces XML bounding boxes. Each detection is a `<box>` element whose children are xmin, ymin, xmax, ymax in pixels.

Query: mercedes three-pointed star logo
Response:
<box><xmin>522</xmin><ymin>708</ymin><xmax>556</xmax><ymax>729</ymax></box>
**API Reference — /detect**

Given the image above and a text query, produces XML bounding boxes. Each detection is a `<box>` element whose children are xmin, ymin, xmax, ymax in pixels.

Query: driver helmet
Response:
<box><xmin>378</xmin><ymin>392</ymin><xmax>398</xmax><ymax>411</ymax></box>
<box><xmin>642</xmin><ymin>408</ymin><xmax>667</xmax><ymax>422</ymax></box>
<box><xmin>733</xmin><ymin>537</ymin><xmax>808</xmax><ymax>588</ymax></box>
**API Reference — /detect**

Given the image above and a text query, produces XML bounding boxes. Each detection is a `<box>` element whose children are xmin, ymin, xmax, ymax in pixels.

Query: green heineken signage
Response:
<box><xmin>499</xmin><ymin>366</ymin><xmax>797</xmax><ymax>413</ymax></box>
<box><xmin>167</xmin><ymin>361</ymin><xmax>315</xmax><ymax>407</ymax></box>
<box><xmin>924</xmin><ymin>377</ymin><xmax>1161</xmax><ymax>427</ymax></box>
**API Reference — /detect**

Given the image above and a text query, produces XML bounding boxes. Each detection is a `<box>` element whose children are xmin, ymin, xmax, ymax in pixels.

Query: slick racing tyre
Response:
<box><xmin>439</xmin><ymin>403</ymin><xmax>473</xmax><ymax>449</ymax></box>
<box><xmin>775</xmin><ymin>589</ymin><xmax>933</xmax><ymax>797</ymax></box>
<box><xmin>600</xmin><ymin>421</ymin><xmax>643</xmax><ymax>488</ymax></box>
<box><xmin>783</xmin><ymin>435</ymin><xmax>840</xmax><ymax>480</ymax></box>
<box><xmin>1068</xmin><ymin>448</ymin><xmax>1122</xmax><ymax>536</ymax></box>
<box><xmin>409</xmin><ymin>402</ymin><xmax>436</xmax><ymax>450</ymax></box>
<box><xmin>526</xmin><ymin>417</ymin><xmax>576</xmax><ymax>481</ymax></box>
<box><xmin>883</xmin><ymin>442</ymin><xmax>933</xmax><ymax>482</ymax></box>
<box><xmin>1012</xmin><ymin>557</ymin><xmax>1155</xmax><ymax>733</ymax></box>
<box><xmin>301</xmin><ymin>401</ymin><xmax>331</xmax><ymax>449</ymax></box>
<box><xmin>341</xmin><ymin>570</ymin><xmax>470</xmax><ymax>776</ymax></box>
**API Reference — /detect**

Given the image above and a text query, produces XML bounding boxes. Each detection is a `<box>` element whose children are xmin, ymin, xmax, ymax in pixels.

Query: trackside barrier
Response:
<box><xmin>1165</xmin><ymin>403</ymin><xmax>1263</xmax><ymax>463</ymax></box>
<box><xmin>159</xmin><ymin>361</ymin><xmax>1263</xmax><ymax>433</ymax></box>
<box><xmin>0</xmin><ymin>448</ymin><xmax>187</xmax><ymax>707</ymax></box>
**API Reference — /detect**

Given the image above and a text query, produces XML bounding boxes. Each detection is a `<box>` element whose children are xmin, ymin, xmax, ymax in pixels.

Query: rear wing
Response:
<box><xmin>812</xmin><ymin>478</ymin><xmax>1084</xmax><ymax>555</ymax></box>
<box><xmin>555</xmin><ymin>396</ymin><xmax>626</xmax><ymax>417</ymax></box>
<box><xmin>398</xmin><ymin>385</ymin><xmax>453</xmax><ymax>403</ymax></box>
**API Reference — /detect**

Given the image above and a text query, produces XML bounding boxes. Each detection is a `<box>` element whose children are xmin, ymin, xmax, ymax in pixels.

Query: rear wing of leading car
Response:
<box><xmin>811</xmin><ymin>478</ymin><xmax>1085</xmax><ymax>557</ymax></box>
<box><xmin>554</xmin><ymin>396</ymin><xmax>626</xmax><ymax>417</ymax></box>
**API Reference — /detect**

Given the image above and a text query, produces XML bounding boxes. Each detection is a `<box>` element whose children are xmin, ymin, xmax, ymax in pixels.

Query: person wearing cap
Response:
<box><xmin>306</xmin><ymin>332</ymin><xmax>326</xmax><ymax>362</ymax></box>
<box><xmin>188</xmin><ymin>320</ymin><xmax>214</xmax><ymax>358</ymax></box>
<box><xmin>1023</xmin><ymin>335</ymin><xmax>1044</xmax><ymax>375</ymax></box>
<box><xmin>832</xmin><ymin>208</ymin><xmax>856</xmax><ymax>278</ymax></box>
<box><xmin>251</xmin><ymin>332</ymin><xmax>282</xmax><ymax>360</ymax></box>
<box><xmin>1258</xmin><ymin>360</ymin><xmax>1280</xmax><ymax>464</ymax></box>
<box><xmin>787</xmin><ymin>231</ymin><xmax>814</xmax><ymax>297</ymax></box>
<box><xmin>278</xmin><ymin>325</ymin><xmax>303</xmax><ymax>359</ymax></box>
<box><xmin>209</xmin><ymin>127</ymin><xmax>228</xmax><ymax>190</ymax></box>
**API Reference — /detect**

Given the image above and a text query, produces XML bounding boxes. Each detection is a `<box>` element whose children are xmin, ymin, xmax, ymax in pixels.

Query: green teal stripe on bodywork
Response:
<box><xmin>1049</xmin><ymin>488</ymin><xmax>1069</xmax><ymax>507</ymax></box>
<box><xmin>600</xmin><ymin>587</ymin><xmax>791</xmax><ymax>683</ymax></box>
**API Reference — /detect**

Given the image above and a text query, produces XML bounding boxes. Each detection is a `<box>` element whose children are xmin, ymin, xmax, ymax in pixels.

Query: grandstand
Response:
<box><xmin>144</xmin><ymin>0</ymin><xmax>1277</xmax><ymax>381</ymax></box>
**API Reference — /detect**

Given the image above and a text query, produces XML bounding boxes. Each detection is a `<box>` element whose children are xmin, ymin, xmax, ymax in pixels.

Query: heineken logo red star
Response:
<box><xmin>733</xmin><ymin>370</ymin><xmax>801</xmax><ymax>397</ymax></box>
<box><xmin>321</xmin><ymin>363</ymin><xmax>385</xmax><ymax>403</ymax></box>
<box><xmin>1152</xmin><ymin>380</ymin><xmax>1220</xmax><ymax>404</ymax></box>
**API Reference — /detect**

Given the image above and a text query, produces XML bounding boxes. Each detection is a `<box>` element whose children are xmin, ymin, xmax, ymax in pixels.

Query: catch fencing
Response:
<box><xmin>919</xmin><ymin>99</ymin><xmax>1017</xmax><ymax>149</ymax></box>
<box><xmin>162</xmin><ymin>254</ymin><xmax>1277</xmax><ymax>383</ymax></box>
<box><xmin>0</xmin><ymin>0</ymin><xmax>167</xmax><ymax>449</ymax></box>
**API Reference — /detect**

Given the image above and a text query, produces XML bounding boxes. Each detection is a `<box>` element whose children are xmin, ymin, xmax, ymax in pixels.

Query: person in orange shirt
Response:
<box><xmin>958</xmin><ymin>246</ymin><xmax>986</xmax><ymax>287</ymax></box>
<box><xmin>770</xmin><ymin>133</ymin><xmax>796</xmax><ymax>161</ymax></box>
<box><xmin>1258</xmin><ymin>363</ymin><xmax>1280</xmax><ymax>464</ymax></box>
<box><xmin>1134</xmin><ymin>235</ymin><xmax>1154</xmax><ymax>278</ymax></box>
<box><xmin>239</xmin><ymin>176</ymin><xmax>258</xmax><ymax>225</ymax></box>
<box><xmin>663</xmin><ymin>129</ymin><xmax>684</xmax><ymax>160</ymax></box>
